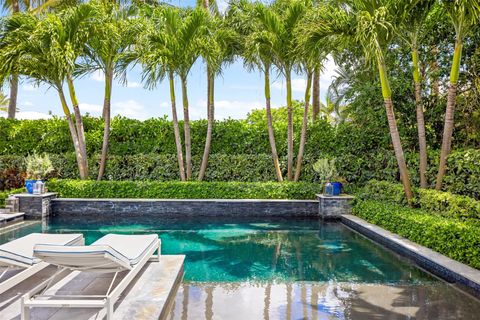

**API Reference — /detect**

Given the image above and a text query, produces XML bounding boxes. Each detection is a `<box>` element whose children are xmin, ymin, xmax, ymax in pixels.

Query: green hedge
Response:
<box><xmin>46</xmin><ymin>179</ymin><xmax>320</xmax><ymax>200</ymax></box>
<box><xmin>352</xmin><ymin>200</ymin><xmax>480</xmax><ymax>269</ymax></box>
<box><xmin>0</xmin><ymin>188</ymin><xmax>24</xmax><ymax>208</ymax></box>
<box><xmin>2</xmin><ymin>149</ymin><xmax>479</xmax><ymax>199</ymax></box>
<box><xmin>359</xmin><ymin>180</ymin><xmax>480</xmax><ymax>220</ymax></box>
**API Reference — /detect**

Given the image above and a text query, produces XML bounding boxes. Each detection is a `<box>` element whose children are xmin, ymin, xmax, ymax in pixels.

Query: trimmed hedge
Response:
<box><xmin>2</xmin><ymin>149</ymin><xmax>479</xmax><ymax>200</ymax></box>
<box><xmin>0</xmin><ymin>188</ymin><xmax>24</xmax><ymax>207</ymax></box>
<box><xmin>46</xmin><ymin>179</ymin><xmax>320</xmax><ymax>200</ymax></box>
<box><xmin>352</xmin><ymin>200</ymin><xmax>480</xmax><ymax>269</ymax></box>
<box><xmin>359</xmin><ymin>180</ymin><xmax>480</xmax><ymax>220</ymax></box>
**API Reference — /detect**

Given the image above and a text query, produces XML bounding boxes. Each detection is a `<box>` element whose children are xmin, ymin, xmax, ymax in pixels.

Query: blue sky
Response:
<box><xmin>1</xmin><ymin>0</ymin><xmax>337</xmax><ymax>120</ymax></box>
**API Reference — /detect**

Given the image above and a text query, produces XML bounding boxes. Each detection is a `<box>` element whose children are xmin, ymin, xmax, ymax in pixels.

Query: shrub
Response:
<box><xmin>418</xmin><ymin>189</ymin><xmax>480</xmax><ymax>220</ymax></box>
<box><xmin>352</xmin><ymin>200</ymin><xmax>480</xmax><ymax>269</ymax></box>
<box><xmin>46</xmin><ymin>179</ymin><xmax>321</xmax><ymax>200</ymax></box>
<box><xmin>359</xmin><ymin>180</ymin><xmax>480</xmax><ymax>220</ymax></box>
<box><xmin>358</xmin><ymin>179</ymin><xmax>416</xmax><ymax>206</ymax></box>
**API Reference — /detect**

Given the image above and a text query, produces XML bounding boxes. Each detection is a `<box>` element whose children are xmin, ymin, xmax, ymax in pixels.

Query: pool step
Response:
<box><xmin>0</xmin><ymin>212</ymin><xmax>25</xmax><ymax>227</ymax></box>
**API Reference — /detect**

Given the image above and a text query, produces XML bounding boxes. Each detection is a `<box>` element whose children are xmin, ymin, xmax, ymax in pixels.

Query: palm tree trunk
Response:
<box><xmin>286</xmin><ymin>69</ymin><xmax>294</xmax><ymax>181</ymax></box>
<box><xmin>7</xmin><ymin>74</ymin><xmax>18</xmax><ymax>119</ymax></box>
<box><xmin>97</xmin><ymin>68</ymin><xmax>113</xmax><ymax>181</ymax></box>
<box><xmin>169</xmin><ymin>72</ymin><xmax>186</xmax><ymax>181</ymax></box>
<box><xmin>198</xmin><ymin>67</ymin><xmax>214</xmax><ymax>181</ymax></box>
<box><xmin>377</xmin><ymin>57</ymin><xmax>413</xmax><ymax>201</ymax></box>
<box><xmin>312</xmin><ymin>66</ymin><xmax>320</xmax><ymax>122</ymax></box>
<box><xmin>265</xmin><ymin>67</ymin><xmax>283</xmax><ymax>182</ymax></box>
<box><xmin>57</xmin><ymin>87</ymin><xmax>88</xmax><ymax>179</ymax></box>
<box><xmin>436</xmin><ymin>38</ymin><xmax>462</xmax><ymax>190</ymax></box>
<box><xmin>412</xmin><ymin>47</ymin><xmax>428</xmax><ymax>188</ymax></box>
<box><xmin>181</xmin><ymin>75</ymin><xmax>192</xmax><ymax>180</ymax></box>
<box><xmin>294</xmin><ymin>72</ymin><xmax>312</xmax><ymax>182</ymax></box>
<box><xmin>7</xmin><ymin>1</ymin><xmax>19</xmax><ymax>120</ymax></box>
<box><xmin>67</xmin><ymin>76</ymin><xmax>88</xmax><ymax>179</ymax></box>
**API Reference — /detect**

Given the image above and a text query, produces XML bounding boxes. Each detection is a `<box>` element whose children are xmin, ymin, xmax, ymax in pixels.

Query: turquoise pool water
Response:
<box><xmin>2</xmin><ymin>217</ymin><xmax>480</xmax><ymax>319</ymax></box>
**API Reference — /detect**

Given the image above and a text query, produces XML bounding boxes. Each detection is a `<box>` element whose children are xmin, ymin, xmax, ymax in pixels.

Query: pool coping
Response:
<box><xmin>342</xmin><ymin>214</ymin><xmax>480</xmax><ymax>296</ymax></box>
<box><xmin>54</xmin><ymin>198</ymin><xmax>318</xmax><ymax>203</ymax></box>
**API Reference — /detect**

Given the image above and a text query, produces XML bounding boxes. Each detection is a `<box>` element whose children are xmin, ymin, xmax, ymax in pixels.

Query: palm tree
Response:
<box><xmin>198</xmin><ymin>12</ymin><xmax>236</xmax><ymax>181</ymax></box>
<box><xmin>0</xmin><ymin>5</ymin><xmax>93</xmax><ymax>178</ymax></box>
<box><xmin>1</xmin><ymin>0</ymin><xmax>23</xmax><ymax>119</ymax></box>
<box><xmin>303</xmin><ymin>0</ymin><xmax>414</xmax><ymax>200</ymax></box>
<box><xmin>176</xmin><ymin>8</ymin><xmax>207</xmax><ymax>180</ymax></box>
<box><xmin>136</xmin><ymin>6</ymin><xmax>206</xmax><ymax>181</ymax></box>
<box><xmin>395</xmin><ymin>0</ymin><xmax>436</xmax><ymax>188</ymax></box>
<box><xmin>79</xmin><ymin>2</ymin><xmax>137</xmax><ymax>180</ymax></box>
<box><xmin>253</xmin><ymin>0</ymin><xmax>307</xmax><ymax>181</ymax></box>
<box><xmin>435</xmin><ymin>0</ymin><xmax>480</xmax><ymax>190</ymax></box>
<box><xmin>233</xmin><ymin>0</ymin><xmax>284</xmax><ymax>181</ymax></box>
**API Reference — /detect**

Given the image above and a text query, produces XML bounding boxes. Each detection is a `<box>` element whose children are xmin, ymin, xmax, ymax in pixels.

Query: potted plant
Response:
<box><xmin>25</xmin><ymin>153</ymin><xmax>54</xmax><ymax>194</ymax></box>
<box><xmin>313</xmin><ymin>158</ymin><xmax>345</xmax><ymax>196</ymax></box>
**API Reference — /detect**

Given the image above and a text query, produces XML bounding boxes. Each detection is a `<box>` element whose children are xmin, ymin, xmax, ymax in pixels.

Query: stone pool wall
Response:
<box><xmin>50</xmin><ymin>198</ymin><xmax>319</xmax><ymax>218</ymax></box>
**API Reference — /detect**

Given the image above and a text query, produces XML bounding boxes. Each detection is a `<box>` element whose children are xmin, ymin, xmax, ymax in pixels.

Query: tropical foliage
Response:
<box><xmin>0</xmin><ymin>0</ymin><xmax>479</xmax><ymax>202</ymax></box>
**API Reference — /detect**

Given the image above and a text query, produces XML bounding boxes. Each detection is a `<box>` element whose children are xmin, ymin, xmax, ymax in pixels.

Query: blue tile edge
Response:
<box><xmin>341</xmin><ymin>214</ymin><xmax>480</xmax><ymax>298</ymax></box>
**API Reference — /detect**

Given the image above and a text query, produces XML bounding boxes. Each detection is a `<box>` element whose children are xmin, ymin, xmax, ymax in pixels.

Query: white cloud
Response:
<box><xmin>272</xmin><ymin>78</ymin><xmax>307</xmax><ymax>93</ymax></box>
<box><xmin>79</xmin><ymin>103</ymin><xmax>103</xmax><ymax>113</ymax></box>
<box><xmin>22</xmin><ymin>84</ymin><xmax>38</xmax><ymax>92</ymax></box>
<box><xmin>112</xmin><ymin>100</ymin><xmax>147</xmax><ymax>120</ymax></box>
<box><xmin>15</xmin><ymin>111</ymin><xmax>51</xmax><ymax>120</ymax></box>
<box><xmin>217</xmin><ymin>0</ymin><xmax>229</xmax><ymax>13</ymax></box>
<box><xmin>126</xmin><ymin>81</ymin><xmax>142</xmax><ymax>88</ymax></box>
<box><xmin>23</xmin><ymin>101</ymin><xmax>34</xmax><ymax>106</ymax></box>
<box><xmin>91</xmin><ymin>70</ymin><xmax>105</xmax><ymax>82</ymax></box>
<box><xmin>160</xmin><ymin>101</ymin><xmax>169</xmax><ymax>108</ymax></box>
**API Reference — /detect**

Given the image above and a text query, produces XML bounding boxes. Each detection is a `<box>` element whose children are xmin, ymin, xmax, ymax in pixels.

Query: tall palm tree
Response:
<box><xmin>79</xmin><ymin>1</ymin><xmax>137</xmax><ymax>180</ymax></box>
<box><xmin>395</xmin><ymin>0</ymin><xmax>436</xmax><ymax>188</ymax></box>
<box><xmin>253</xmin><ymin>0</ymin><xmax>307</xmax><ymax>181</ymax></box>
<box><xmin>136</xmin><ymin>6</ymin><xmax>206</xmax><ymax>181</ymax></box>
<box><xmin>435</xmin><ymin>0</ymin><xmax>480</xmax><ymax>190</ymax></box>
<box><xmin>234</xmin><ymin>0</ymin><xmax>284</xmax><ymax>181</ymax></box>
<box><xmin>1</xmin><ymin>0</ymin><xmax>23</xmax><ymax>119</ymax></box>
<box><xmin>303</xmin><ymin>0</ymin><xmax>414</xmax><ymax>200</ymax></box>
<box><xmin>0</xmin><ymin>5</ymin><xmax>93</xmax><ymax>178</ymax></box>
<box><xmin>198</xmin><ymin>12</ymin><xmax>236</xmax><ymax>181</ymax></box>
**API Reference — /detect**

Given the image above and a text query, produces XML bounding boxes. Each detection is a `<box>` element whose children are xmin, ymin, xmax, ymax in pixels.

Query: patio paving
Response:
<box><xmin>0</xmin><ymin>255</ymin><xmax>184</xmax><ymax>319</ymax></box>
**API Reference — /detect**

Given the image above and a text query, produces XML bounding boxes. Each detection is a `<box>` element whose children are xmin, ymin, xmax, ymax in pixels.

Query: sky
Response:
<box><xmin>0</xmin><ymin>0</ymin><xmax>338</xmax><ymax>121</ymax></box>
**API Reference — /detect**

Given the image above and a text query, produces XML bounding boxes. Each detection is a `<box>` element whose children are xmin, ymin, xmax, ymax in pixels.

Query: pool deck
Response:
<box><xmin>0</xmin><ymin>255</ymin><xmax>184</xmax><ymax>319</ymax></box>
<box><xmin>342</xmin><ymin>214</ymin><xmax>480</xmax><ymax>296</ymax></box>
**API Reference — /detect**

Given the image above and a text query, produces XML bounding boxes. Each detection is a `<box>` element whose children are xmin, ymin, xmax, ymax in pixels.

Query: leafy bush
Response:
<box><xmin>352</xmin><ymin>200</ymin><xmax>480</xmax><ymax>269</ymax></box>
<box><xmin>358</xmin><ymin>179</ymin><xmax>415</xmax><ymax>206</ymax></box>
<box><xmin>46</xmin><ymin>179</ymin><xmax>321</xmax><ymax>200</ymax></box>
<box><xmin>359</xmin><ymin>180</ymin><xmax>480</xmax><ymax>220</ymax></box>
<box><xmin>25</xmin><ymin>153</ymin><xmax>54</xmax><ymax>179</ymax></box>
<box><xmin>418</xmin><ymin>189</ymin><xmax>480</xmax><ymax>220</ymax></box>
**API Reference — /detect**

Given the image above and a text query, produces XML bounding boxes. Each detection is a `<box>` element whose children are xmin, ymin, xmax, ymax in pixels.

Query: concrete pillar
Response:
<box><xmin>15</xmin><ymin>193</ymin><xmax>57</xmax><ymax>220</ymax></box>
<box><xmin>316</xmin><ymin>194</ymin><xmax>354</xmax><ymax>220</ymax></box>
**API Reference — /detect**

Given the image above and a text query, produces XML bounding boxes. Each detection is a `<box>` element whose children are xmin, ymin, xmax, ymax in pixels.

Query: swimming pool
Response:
<box><xmin>2</xmin><ymin>217</ymin><xmax>480</xmax><ymax>319</ymax></box>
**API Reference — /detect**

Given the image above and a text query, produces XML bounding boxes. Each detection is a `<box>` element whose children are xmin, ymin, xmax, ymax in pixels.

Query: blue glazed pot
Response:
<box><xmin>331</xmin><ymin>182</ymin><xmax>342</xmax><ymax>196</ymax></box>
<box><xmin>25</xmin><ymin>179</ymin><xmax>36</xmax><ymax>194</ymax></box>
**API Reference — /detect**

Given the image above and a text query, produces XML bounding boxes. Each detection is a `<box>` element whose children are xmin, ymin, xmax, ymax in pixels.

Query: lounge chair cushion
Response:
<box><xmin>0</xmin><ymin>233</ymin><xmax>83</xmax><ymax>268</ymax></box>
<box><xmin>33</xmin><ymin>234</ymin><xmax>160</xmax><ymax>272</ymax></box>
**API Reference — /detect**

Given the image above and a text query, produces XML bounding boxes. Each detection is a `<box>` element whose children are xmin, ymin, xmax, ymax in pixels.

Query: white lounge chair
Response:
<box><xmin>0</xmin><ymin>233</ymin><xmax>84</xmax><ymax>295</ymax></box>
<box><xmin>21</xmin><ymin>233</ymin><xmax>161</xmax><ymax>320</ymax></box>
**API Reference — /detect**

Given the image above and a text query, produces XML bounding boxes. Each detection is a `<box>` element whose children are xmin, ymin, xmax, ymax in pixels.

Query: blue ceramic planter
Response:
<box><xmin>331</xmin><ymin>182</ymin><xmax>342</xmax><ymax>196</ymax></box>
<box><xmin>25</xmin><ymin>179</ymin><xmax>36</xmax><ymax>194</ymax></box>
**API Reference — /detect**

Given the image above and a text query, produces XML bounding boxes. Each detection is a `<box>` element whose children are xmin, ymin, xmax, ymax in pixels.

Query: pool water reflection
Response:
<box><xmin>2</xmin><ymin>217</ymin><xmax>479</xmax><ymax>319</ymax></box>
